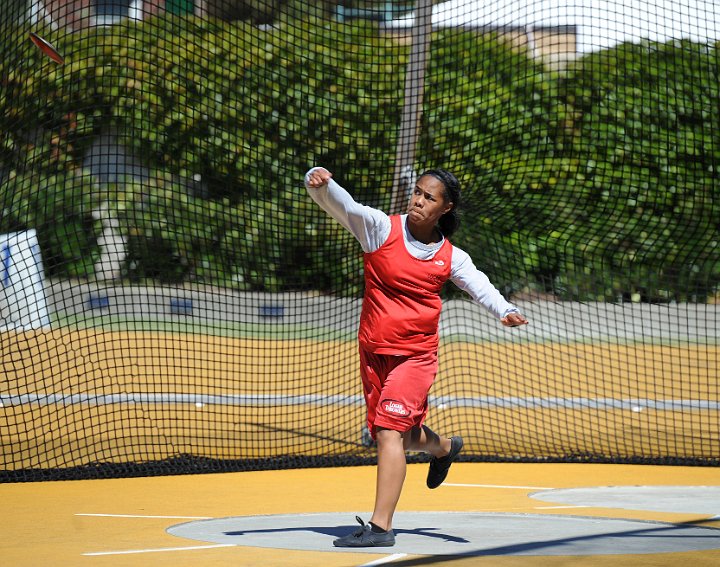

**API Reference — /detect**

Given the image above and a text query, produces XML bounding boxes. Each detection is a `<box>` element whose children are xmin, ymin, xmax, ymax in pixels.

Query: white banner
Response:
<box><xmin>0</xmin><ymin>229</ymin><xmax>50</xmax><ymax>330</ymax></box>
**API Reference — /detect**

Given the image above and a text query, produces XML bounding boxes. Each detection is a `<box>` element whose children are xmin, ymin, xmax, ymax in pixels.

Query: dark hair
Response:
<box><xmin>420</xmin><ymin>169</ymin><xmax>461</xmax><ymax>237</ymax></box>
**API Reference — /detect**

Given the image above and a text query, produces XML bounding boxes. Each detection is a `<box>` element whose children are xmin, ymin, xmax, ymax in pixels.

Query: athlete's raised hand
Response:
<box><xmin>305</xmin><ymin>167</ymin><xmax>333</xmax><ymax>188</ymax></box>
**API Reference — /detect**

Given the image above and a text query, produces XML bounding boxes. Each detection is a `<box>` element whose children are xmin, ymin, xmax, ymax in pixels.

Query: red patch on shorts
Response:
<box><xmin>381</xmin><ymin>399</ymin><xmax>410</xmax><ymax>416</ymax></box>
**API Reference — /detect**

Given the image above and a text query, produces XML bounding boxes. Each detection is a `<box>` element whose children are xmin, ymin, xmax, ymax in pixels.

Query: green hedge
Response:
<box><xmin>1</xmin><ymin>17</ymin><xmax>718</xmax><ymax>300</ymax></box>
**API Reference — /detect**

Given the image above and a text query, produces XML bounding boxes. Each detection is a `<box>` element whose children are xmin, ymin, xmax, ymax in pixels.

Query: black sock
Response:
<box><xmin>369</xmin><ymin>522</ymin><xmax>387</xmax><ymax>533</ymax></box>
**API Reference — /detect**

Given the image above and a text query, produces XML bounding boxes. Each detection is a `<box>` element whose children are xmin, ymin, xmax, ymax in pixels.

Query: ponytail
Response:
<box><xmin>421</xmin><ymin>169</ymin><xmax>461</xmax><ymax>237</ymax></box>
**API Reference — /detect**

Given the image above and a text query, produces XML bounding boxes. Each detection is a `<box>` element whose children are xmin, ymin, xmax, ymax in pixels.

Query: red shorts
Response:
<box><xmin>359</xmin><ymin>347</ymin><xmax>439</xmax><ymax>438</ymax></box>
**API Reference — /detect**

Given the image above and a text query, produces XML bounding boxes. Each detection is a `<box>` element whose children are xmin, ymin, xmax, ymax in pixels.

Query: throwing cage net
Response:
<box><xmin>1</xmin><ymin>1</ymin><xmax>718</xmax><ymax>481</ymax></box>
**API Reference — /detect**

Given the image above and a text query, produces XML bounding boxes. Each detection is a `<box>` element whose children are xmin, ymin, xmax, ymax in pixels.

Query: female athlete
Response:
<box><xmin>305</xmin><ymin>166</ymin><xmax>528</xmax><ymax>547</ymax></box>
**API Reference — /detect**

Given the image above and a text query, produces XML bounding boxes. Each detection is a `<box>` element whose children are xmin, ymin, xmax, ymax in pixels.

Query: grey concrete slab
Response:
<box><xmin>167</xmin><ymin>511</ymin><xmax>720</xmax><ymax>556</ymax></box>
<box><xmin>531</xmin><ymin>486</ymin><xmax>720</xmax><ymax>515</ymax></box>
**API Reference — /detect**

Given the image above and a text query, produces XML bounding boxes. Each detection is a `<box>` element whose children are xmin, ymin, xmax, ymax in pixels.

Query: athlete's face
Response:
<box><xmin>406</xmin><ymin>175</ymin><xmax>453</xmax><ymax>229</ymax></box>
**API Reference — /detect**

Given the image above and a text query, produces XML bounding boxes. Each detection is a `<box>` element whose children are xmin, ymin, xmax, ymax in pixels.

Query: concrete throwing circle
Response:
<box><xmin>530</xmin><ymin>486</ymin><xmax>720</xmax><ymax>515</ymax></box>
<box><xmin>167</xmin><ymin>511</ymin><xmax>720</xmax><ymax>556</ymax></box>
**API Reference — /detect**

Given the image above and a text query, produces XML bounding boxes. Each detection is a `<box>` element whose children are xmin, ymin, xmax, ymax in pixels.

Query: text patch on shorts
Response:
<box><xmin>381</xmin><ymin>399</ymin><xmax>410</xmax><ymax>416</ymax></box>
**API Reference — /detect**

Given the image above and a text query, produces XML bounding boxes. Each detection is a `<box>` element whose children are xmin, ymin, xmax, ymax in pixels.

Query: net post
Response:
<box><xmin>390</xmin><ymin>0</ymin><xmax>433</xmax><ymax>214</ymax></box>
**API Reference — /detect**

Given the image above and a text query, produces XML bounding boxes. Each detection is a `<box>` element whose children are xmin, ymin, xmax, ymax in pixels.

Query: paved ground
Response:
<box><xmin>3</xmin><ymin>462</ymin><xmax>719</xmax><ymax>566</ymax></box>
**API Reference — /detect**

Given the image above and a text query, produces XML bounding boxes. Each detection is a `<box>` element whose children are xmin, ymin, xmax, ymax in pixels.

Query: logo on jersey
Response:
<box><xmin>381</xmin><ymin>399</ymin><xmax>410</xmax><ymax>416</ymax></box>
<box><xmin>434</xmin><ymin>260</ymin><xmax>445</xmax><ymax>266</ymax></box>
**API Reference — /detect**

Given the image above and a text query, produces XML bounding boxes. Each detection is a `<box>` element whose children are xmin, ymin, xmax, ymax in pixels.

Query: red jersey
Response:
<box><xmin>358</xmin><ymin>215</ymin><xmax>453</xmax><ymax>355</ymax></box>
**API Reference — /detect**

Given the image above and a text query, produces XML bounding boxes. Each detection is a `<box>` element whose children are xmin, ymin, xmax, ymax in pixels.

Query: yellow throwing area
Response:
<box><xmin>2</xmin><ymin>462</ymin><xmax>720</xmax><ymax>566</ymax></box>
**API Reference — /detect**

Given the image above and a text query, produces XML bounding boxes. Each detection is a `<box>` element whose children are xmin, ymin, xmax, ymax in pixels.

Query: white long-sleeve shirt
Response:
<box><xmin>305</xmin><ymin>169</ymin><xmax>518</xmax><ymax>319</ymax></box>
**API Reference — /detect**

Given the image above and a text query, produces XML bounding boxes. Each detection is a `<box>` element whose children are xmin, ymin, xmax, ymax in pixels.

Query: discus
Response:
<box><xmin>29</xmin><ymin>32</ymin><xmax>65</xmax><ymax>65</ymax></box>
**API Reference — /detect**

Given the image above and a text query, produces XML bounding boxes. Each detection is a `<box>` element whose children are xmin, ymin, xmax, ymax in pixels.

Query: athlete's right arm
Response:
<box><xmin>304</xmin><ymin>167</ymin><xmax>390</xmax><ymax>253</ymax></box>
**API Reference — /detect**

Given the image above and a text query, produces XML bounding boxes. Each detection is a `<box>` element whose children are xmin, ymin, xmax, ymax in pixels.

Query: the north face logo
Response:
<box><xmin>382</xmin><ymin>399</ymin><xmax>410</xmax><ymax>416</ymax></box>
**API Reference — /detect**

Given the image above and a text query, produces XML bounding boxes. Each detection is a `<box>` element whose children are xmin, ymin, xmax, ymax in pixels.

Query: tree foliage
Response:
<box><xmin>0</xmin><ymin>16</ymin><xmax>718</xmax><ymax>300</ymax></box>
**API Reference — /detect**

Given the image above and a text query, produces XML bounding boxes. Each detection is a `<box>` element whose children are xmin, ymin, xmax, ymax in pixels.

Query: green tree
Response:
<box><xmin>419</xmin><ymin>30</ymin><xmax>572</xmax><ymax>296</ymax></box>
<box><xmin>554</xmin><ymin>40</ymin><xmax>720</xmax><ymax>300</ymax></box>
<box><xmin>2</xmin><ymin>15</ymin><xmax>718</xmax><ymax>301</ymax></box>
<box><xmin>0</xmin><ymin>0</ymin><xmax>27</xmax><ymax>23</ymax></box>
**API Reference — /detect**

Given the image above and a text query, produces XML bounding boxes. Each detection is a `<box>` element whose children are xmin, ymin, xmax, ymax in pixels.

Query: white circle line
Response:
<box><xmin>443</xmin><ymin>483</ymin><xmax>555</xmax><ymax>490</ymax></box>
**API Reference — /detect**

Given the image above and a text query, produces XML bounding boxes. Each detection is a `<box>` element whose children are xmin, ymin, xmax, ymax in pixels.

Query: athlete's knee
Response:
<box><xmin>375</xmin><ymin>426</ymin><xmax>403</xmax><ymax>446</ymax></box>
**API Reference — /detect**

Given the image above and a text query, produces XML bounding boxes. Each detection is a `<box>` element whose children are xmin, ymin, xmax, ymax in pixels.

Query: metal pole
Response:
<box><xmin>390</xmin><ymin>0</ymin><xmax>433</xmax><ymax>214</ymax></box>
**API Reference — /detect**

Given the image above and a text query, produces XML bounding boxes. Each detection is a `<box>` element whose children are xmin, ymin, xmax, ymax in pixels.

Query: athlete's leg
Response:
<box><xmin>369</xmin><ymin>427</ymin><xmax>406</xmax><ymax>532</ymax></box>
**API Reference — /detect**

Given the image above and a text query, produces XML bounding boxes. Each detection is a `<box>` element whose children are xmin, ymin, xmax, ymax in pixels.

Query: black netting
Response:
<box><xmin>1</xmin><ymin>1</ymin><xmax>718</xmax><ymax>482</ymax></box>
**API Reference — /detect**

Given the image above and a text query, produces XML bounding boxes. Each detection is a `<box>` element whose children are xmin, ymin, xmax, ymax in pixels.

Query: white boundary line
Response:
<box><xmin>534</xmin><ymin>505</ymin><xmax>590</xmax><ymax>510</ymax></box>
<box><xmin>442</xmin><ymin>483</ymin><xmax>590</xmax><ymax>509</ymax></box>
<box><xmin>83</xmin><ymin>544</ymin><xmax>234</xmax><ymax>556</ymax></box>
<box><xmin>359</xmin><ymin>553</ymin><xmax>409</xmax><ymax>566</ymax></box>
<box><xmin>76</xmin><ymin>513</ymin><xmax>211</xmax><ymax>519</ymax></box>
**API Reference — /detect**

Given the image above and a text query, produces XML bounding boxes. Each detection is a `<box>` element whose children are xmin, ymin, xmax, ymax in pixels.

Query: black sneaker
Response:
<box><xmin>426</xmin><ymin>436</ymin><xmax>464</xmax><ymax>489</ymax></box>
<box><xmin>333</xmin><ymin>516</ymin><xmax>396</xmax><ymax>547</ymax></box>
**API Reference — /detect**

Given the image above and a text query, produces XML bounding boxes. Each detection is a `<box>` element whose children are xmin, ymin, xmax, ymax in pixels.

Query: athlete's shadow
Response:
<box><xmin>225</xmin><ymin>524</ymin><xmax>469</xmax><ymax>544</ymax></box>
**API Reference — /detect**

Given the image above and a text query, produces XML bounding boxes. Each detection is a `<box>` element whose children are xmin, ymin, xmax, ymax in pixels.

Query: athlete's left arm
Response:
<box><xmin>449</xmin><ymin>247</ymin><xmax>528</xmax><ymax>327</ymax></box>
